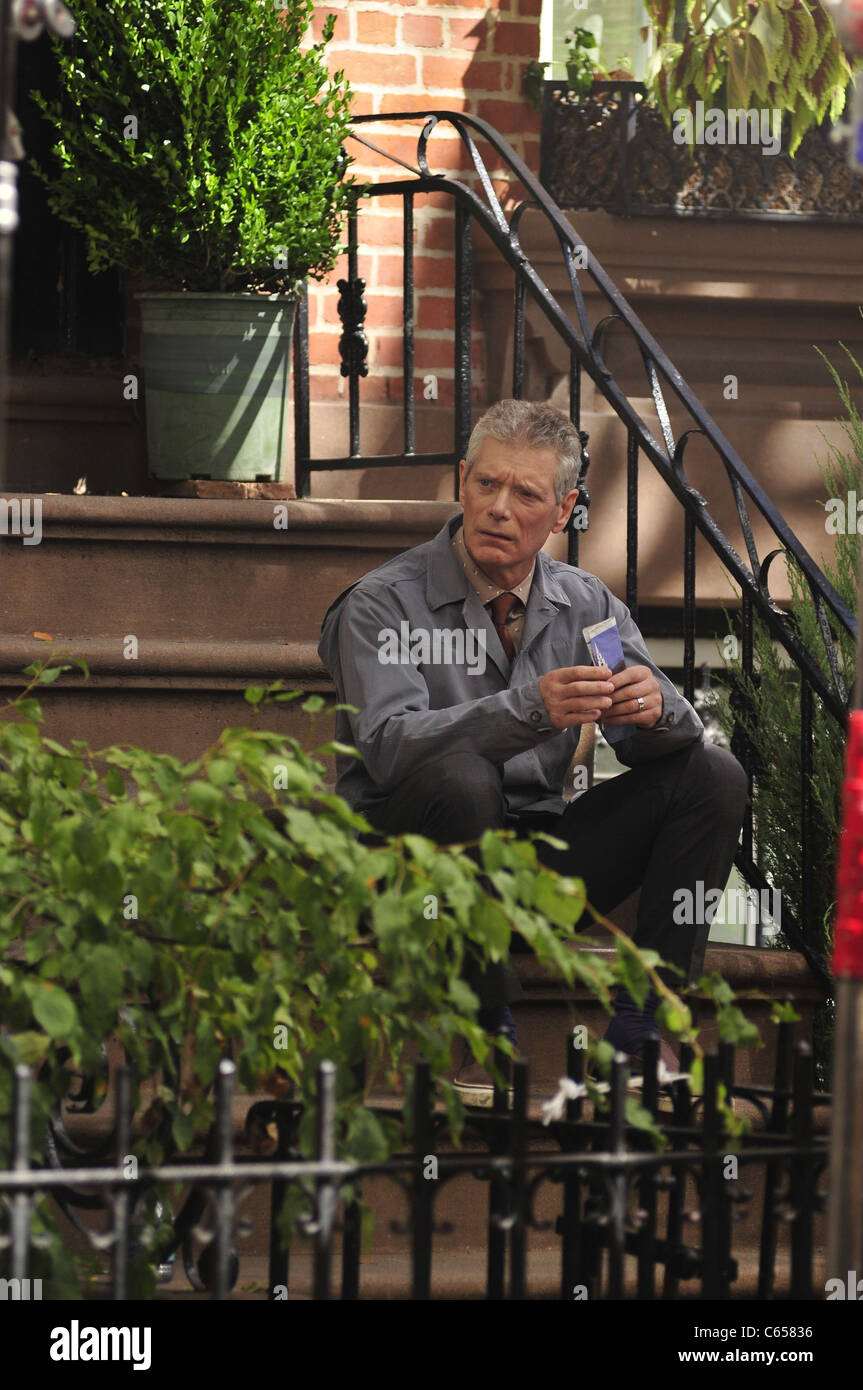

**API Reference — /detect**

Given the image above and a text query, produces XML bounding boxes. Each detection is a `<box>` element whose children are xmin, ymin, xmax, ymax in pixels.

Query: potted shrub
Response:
<box><xmin>29</xmin><ymin>0</ymin><xmax>359</xmax><ymax>484</ymax></box>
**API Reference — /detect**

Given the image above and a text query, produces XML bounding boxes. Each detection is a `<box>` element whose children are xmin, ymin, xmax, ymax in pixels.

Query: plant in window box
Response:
<box><xmin>564</xmin><ymin>27</ymin><xmax>607</xmax><ymax>97</ymax></box>
<box><xmin>642</xmin><ymin>0</ymin><xmax>856</xmax><ymax>156</ymax></box>
<box><xmin>29</xmin><ymin>0</ymin><xmax>359</xmax><ymax>485</ymax></box>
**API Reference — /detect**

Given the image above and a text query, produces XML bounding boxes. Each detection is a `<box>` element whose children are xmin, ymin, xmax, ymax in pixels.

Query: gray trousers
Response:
<box><xmin>361</xmin><ymin>737</ymin><xmax>748</xmax><ymax>1009</ymax></box>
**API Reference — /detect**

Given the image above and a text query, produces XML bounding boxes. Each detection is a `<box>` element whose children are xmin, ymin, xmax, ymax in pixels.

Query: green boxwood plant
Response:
<box><xmin>28</xmin><ymin>0</ymin><xmax>359</xmax><ymax>293</ymax></box>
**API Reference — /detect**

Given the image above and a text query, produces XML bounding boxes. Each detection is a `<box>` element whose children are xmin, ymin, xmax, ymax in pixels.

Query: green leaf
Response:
<box><xmin>783</xmin><ymin>1</ymin><xmax>818</xmax><ymax>78</ymax></box>
<box><xmin>186</xmin><ymin>780</ymin><xmax>224</xmax><ymax>817</ymax></box>
<box><xmin>345</xmin><ymin>1106</ymin><xmax>390</xmax><ymax>1163</ymax></box>
<box><xmin>657</xmin><ymin>1001</ymin><xmax>692</xmax><ymax>1035</ymax></box>
<box><xmin>172</xmin><ymin>1110</ymin><xmax>196</xmax><ymax>1152</ymax></box>
<box><xmin>750</xmin><ymin>3</ymin><xmax>786</xmax><ymax>71</ymax></box>
<box><xmin>244</xmin><ymin>687</ymin><xmax>266</xmax><ymax>706</ymax></box>
<box><xmin>80</xmin><ymin>944</ymin><xmax>125</xmax><ymax>1008</ymax></box>
<box><xmin>37</xmin><ymin>665</ymin><xmax>68</xmax><ymax>684</ymax></box>
<box><xmin>31</xmin><ymin>984</ymin><xmax>77</xmax><ymax>1039</ymax></box>
<box><xmin>742</xmin><ymin>32</ymin><xmax>770</xmax><ymax>105</ymax></box>
<box><xmin>8</xmin><ymin>1031</ymin><xmax>51</xmax><ymax>1067</ymax></box>
<box><xmin>206</xmin><ymin>758</ymin><xmax>236</xmax><ymax>787</ymax></box>
<box><xmin>104</xmin><ymin>766</ymin><xmax>125</xmax><ymax>798</ymax></box>
<box><xmin>534</xmin><ymin>873</ymin><xmax>586</xmax><ymax>928</ymax></box>
<box><xmin>470</xmin><ymin>897</ymin><xmax>511</xmax><ymax>961</ymax></box>
<box><xmin>625</xmin><ymin>1095</ymin><xmax>665</xmax><ymax>1144</ymax></box>
<box><xmin>449</xmin><ymin>978</ymin><xmax>479</xmax><ymax>1017</ymax></box>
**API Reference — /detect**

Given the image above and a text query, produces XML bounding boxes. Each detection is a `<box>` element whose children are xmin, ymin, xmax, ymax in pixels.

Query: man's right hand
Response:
<box><xmin>539</xmin><ymin>665</ymin><xmax>615</xmax><ymax>730</ymax></box>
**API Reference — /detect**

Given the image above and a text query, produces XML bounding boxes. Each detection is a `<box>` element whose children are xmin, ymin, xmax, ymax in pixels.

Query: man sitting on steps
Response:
<box><xmin>317</xmin><ymin>399</ymin><xmax>748</xmax><ymax>1106</ymax></box>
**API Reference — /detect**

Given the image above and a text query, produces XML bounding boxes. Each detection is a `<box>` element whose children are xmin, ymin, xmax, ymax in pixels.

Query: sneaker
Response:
<box><xmin>451</xmin><ymin>1037</ymin><xmax>515</xmax><ymax>1108</ymax></box>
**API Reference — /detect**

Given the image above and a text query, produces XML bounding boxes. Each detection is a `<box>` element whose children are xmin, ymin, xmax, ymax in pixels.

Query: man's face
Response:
<box><xmin>458</xmin><ymin>435</ymin><xmax>579</xmax><ymax>588</ymax></box>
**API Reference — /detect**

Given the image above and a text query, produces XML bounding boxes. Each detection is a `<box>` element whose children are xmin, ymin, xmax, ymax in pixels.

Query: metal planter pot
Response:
<box><xmin>137</xmin><ymin>292</ymin><xmax>296</xmax><ymax>482</ymax></box>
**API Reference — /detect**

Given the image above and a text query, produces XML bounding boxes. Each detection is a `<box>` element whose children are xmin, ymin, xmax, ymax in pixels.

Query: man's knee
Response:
<box><xmin>423</xmin><ymin>752</ymin><xmax>505</xmax><ymax>842</ymax></box>
<box><xmin>687</xmin><ymin>739</ymin><xmax>749</xmax><ymax>823</ymax></box>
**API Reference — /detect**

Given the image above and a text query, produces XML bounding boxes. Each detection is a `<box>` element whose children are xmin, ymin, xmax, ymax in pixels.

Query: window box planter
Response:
<box><xmin>541</xmin><ymin>80</ymin><xmax>863</xmax><ymax>222</ymax></box>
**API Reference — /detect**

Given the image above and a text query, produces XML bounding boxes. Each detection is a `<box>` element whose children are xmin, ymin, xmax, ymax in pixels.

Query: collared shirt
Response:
<box><xmin>451</xmin><ymin>521</ymin><xmax>535</xmax><ymax>656</ymax></box>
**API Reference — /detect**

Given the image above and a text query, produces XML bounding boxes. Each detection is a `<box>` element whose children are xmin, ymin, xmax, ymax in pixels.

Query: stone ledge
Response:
<box><xmin>514</xmin><ymin>941</ymin><xmax>825</xmax><ymax>1003</ymax></box>
<box><xmin>0</xmin><ymin>637</ymin><xmax>328</xmax><ymax>682</ymax></box>
<box><xmin>0</xmin><ymin>494</ymin><xmax>460</xmax><ymax>536</ymax></box>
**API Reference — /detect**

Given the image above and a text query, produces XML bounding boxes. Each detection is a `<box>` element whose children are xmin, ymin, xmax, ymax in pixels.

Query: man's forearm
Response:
<box><xmin>349</xmin><ymin>678</ymin><xmax>558</xmax><ymax>791</ymax></box>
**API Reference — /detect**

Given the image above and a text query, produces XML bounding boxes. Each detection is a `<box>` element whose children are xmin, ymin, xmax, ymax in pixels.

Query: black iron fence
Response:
<box><xmin>291</xmin><ymin>110</ymin><xmax>854</xmax><ymax>992</ymax></box>
<box><xmin>1</xmin><ymin>1022</ymin><xmax>829</xmax><ymax>1300</ymax></box>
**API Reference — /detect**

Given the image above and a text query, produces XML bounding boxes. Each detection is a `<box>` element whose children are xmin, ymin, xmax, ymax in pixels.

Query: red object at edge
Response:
<box><xmin>834</xmin><ymin>709</ymin><xmax>863</xmax><ymax>978</ymax></box>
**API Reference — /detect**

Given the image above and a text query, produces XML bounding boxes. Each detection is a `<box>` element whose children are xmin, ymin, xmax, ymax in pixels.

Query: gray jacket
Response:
<box><xmin>317</xmin><ymin>514</ymin><xmax>704</xmax><ymax>819</ymax></box>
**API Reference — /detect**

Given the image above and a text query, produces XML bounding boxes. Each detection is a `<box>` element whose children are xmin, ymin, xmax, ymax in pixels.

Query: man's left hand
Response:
<box><xmin>602</xmin><ymin>665</ymin><xmax>663</xmax><ymax>729</ymax></box>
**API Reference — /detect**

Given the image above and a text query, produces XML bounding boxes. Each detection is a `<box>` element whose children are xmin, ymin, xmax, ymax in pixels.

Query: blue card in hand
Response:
<box><xmin>582</xmin><ymin>617</ymin><xmax>627</xmax><ymax>744</ymax></box>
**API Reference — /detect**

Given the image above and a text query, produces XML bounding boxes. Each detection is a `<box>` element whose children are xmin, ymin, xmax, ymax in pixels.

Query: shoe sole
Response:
<box><xmin>452</xmin><ymin>1082</ymin><xmax>514</xmax><ymax>1109</ymax></box>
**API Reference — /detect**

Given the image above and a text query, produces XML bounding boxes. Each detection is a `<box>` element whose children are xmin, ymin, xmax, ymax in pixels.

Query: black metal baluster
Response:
<box><xmin>718</xmin><ymin>1041</ymin><xmax>736</xmax><ymax>1295</ymax></box>
<box><xmin>453</xmin><ymin>200</ymin><xmax>472</xmax><ymax>496</ymax></box>
<box><xmin>790</xmin><ymin>1042</ymin><xmax>815</xmax><ymax>1300</ymax></box>
<box><xmin>513</xmin><ymin>271</ymin><xmax>525</xmax><ymax>400</ymax></box>
<box><xmin>340</xmin><ymin>1059</ymin><xmax>365</xmax><ymax>1300</ymax></box>
<box><xmin>11</xmin><ymin>1065</ymin><xmax>31</xmax><ymax>1286</ymax></box>
<box><xmin>569</xmin><ymin>349</ymin><xmax>580</xmax><ymax>432</ymax></box>
<box><xmin>758</xmin><ymin>1018</ymin><xmax>793</xmax><ymax>1299</ymax></box>
<box><xmin>683</xmin><ymin>510</ymin><xmax>696</xmax><ymax>708</ymax></box>
<box><xmin>338</xmin><ymin>197</ymin><xmax>368</xmax><ymax>461</ymax></box>
<box><xmin>662</xmin><ymin>1041</ymin><xmax>693</xmax><ymax>1298</ymax></box>
<box><xmin>340</xmin><ymin>1196</ymin><xmax>361</xmax><ymax>1301</ymax></box>
<box><xmin>212</xmin><ymin>1059</ymin><xmax>236</xmax><ymax>1301</ymax></box>
<box><xmin>567</xmin><ymin>352</ymin><xmax>582</xmax><ymax>565</ymax></box>
<box><xmin>635</xmin><ymin>1036</ymin><xmax>659</xmax><ymax>1298</ymax></box>
<box><xmin>403</xmin><ymin>192</ymin><xmax>415</xmax><ymax>457</ymax></box>
<box><xmin>486</xmin><ymin>1037</ymin><xmax>508</xmax><ymax>1300</ymax></box>
<box><xmin>559</xmin><ymin>1031</ymin><xmax>585</xmax><ymax>1299</ymax></box>
<box><xmin>800</xmin><ymin>680</ymin><xmax>814</xmax><ymax>963</ymax></box>
<box><xmin>626</xmin><ymin>429</ymin><xmax>639</xmax><ymax>622</ymax></box>
<box><xmin>607</xmin><ymin>1053</ymin><xmax>629</xmax><ymax>1299</ymax></box>
<box><xmin>268</xmin><ymin>1153</ymin><xmax>289</xmax><ymax>1301</ymax></box>
<box><xmin>701</xmin><ymin>1052</ymin><xmax>725</xmax><ymax>1299</ymax></box>
<box><xmin>509</xmin><ymin>1060</ymin><xmax>529</xmax><ymax>1300</ymax></box>
<box><xmin>411</xmin><ymin>1061</ymin><xmax>434</xmax><ymax>1300</ymax></box>
<box><xmin>111</xmin><ymin>1066</ymin><xmax>133</xmax><ymax>1301</ymax></box>
<box><xmin>292</xmin><ymin>286</ymin><xmax>310</xmax><ymax>497</ymax></box>
<box><xmin>313</xmin><ymin>1060</ymin><xmax>338</xmax><ymax>1301</ymax></box>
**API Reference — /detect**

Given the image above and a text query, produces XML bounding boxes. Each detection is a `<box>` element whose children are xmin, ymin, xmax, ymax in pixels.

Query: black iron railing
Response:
<box><xmin>292</xmin><ymin>111</ymin><xmax>854</xmax><ymax>991</ymax></box>
<box><xmin>0</xmin><ymin>1023</ymin><xmax>828</xmax><ymax>1300</ymax></box>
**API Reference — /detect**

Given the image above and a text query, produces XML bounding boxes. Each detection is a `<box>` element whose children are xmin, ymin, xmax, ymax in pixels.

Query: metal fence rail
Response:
<box><xmin>0</xmin><ymin>1022</ymin><xmax>829</xmax><ymax>1300</ymax></box>
<box><xmin>292</xmin><ymin>110</ymin><xmax>855</xmax><ymax>989</ymax></box>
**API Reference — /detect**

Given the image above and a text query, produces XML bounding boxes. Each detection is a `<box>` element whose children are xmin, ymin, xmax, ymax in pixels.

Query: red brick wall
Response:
<box><xmin>306</xmin><ymin>0</ymin><xmax>542</xmax><ymax>409</ymax></box>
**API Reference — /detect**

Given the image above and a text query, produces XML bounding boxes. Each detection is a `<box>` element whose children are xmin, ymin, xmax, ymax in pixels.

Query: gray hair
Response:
<box><xmin>463</xmin><ymin>399</ymin><xmax>582</xmax><ymax>504</ymax></box>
